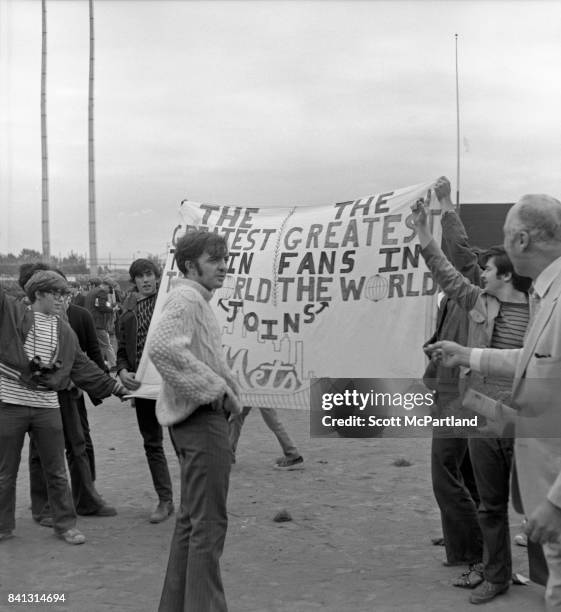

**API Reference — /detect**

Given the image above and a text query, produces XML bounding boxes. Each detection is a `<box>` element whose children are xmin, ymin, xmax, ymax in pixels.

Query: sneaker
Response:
<box><xmin>149</xmin><ymin>500</ymin><xmax>174</xmax><ymax>524</ymax></box>
<box><xmin>274</xmin><ymin>456</ymin><xmax>304</xmax><ymax>470</ymax></box>
<box><xmin>58</xmin><ymin>528</ymin><xmax>86</xmax><ymax>545</ymax></box>
<box><xmin>514</xmin><ymin>532</ymin><xmax>528</xmax><ymax>547</ymax></box>
<box><xmin>469</xmin><ymin>580</ymin><xmax>509</xmax><ymax>604</ymax></box>
<box><xmin>0</xmin><ymin>530</ymin><xmax>14</xmax><ymax>542</ymax></box>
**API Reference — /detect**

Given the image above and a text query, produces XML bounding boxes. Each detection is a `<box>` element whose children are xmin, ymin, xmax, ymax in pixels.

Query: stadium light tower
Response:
<box><xmin>88</xmin><ymin>0</ymin><xmax>98</xmax><ymax>271</ymax></box>
<box><xmin>41</xmin><ymin>0</ymin><xmax>50</xmax><ymax>258</ymax></box>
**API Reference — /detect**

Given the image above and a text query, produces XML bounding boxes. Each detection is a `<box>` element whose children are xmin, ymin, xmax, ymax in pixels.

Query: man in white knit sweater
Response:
<box><xmin>148</xmin><ymin>230</ymin><xmax>241</xmax><ymax>612</ymax></box>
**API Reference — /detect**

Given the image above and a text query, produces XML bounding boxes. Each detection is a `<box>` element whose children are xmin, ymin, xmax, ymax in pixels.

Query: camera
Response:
<box><xmin>29</xmin><ymin>355</ymin><xmax>62</xmax><ymax>378</ymax></box>
<box><xmin>20</xmin><ymin>356</ymin><xmax>60</xmax><ymax>389</ymax></box>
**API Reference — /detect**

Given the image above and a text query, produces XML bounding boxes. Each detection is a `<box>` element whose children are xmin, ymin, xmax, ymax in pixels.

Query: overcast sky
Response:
<box><xmin>1</xmin><ymin>0</ymin><xmax>561</xmax><ymax>263</ymax></box>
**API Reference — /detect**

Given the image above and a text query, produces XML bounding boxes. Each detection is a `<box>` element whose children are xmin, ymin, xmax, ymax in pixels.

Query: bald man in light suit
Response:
<box><xmin>428</xmin><ymin>193</ymin><xmax>561</xmax><ymax>609</ymax></box>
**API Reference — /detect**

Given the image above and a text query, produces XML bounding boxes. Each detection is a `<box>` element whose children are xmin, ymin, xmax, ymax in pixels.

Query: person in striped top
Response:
<box><xmin>411</xmin><ymin>196</ymin><xmax>531</xmax><ymax>604</ymax></box>
<box><xmin>0</xmin><ymin>271</ymin><xmax>129</xmax><ymax>545</ymax></box>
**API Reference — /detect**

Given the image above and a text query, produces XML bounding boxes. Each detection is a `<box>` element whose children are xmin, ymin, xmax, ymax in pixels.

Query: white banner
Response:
<box><xmin>133</xmin><ymin>181</ymin><xmax>442</xmax><ymax>408</ymax></box>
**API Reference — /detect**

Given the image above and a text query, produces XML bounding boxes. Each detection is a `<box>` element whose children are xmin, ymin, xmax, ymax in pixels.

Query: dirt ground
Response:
<box><xmin>0</xmin><ymin>397</ymin><xmax>545</xmax><ymax>612</ymax></box>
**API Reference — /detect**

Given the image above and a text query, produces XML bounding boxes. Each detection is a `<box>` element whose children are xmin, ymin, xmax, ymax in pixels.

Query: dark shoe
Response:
<box><xmin>33</xmin><ymin>515</ymin><xmax>54</xmax><ymax>528</ymax></box>
<box><xmin>443</xmin><ymin>559</ymin><xmax>480</xmax><ymax>567</ymax></box>
<box><xmin>91</xmin><ymin>505</ymin><xmax>117</xmax><ymax>517</ymax></box>
<box><xmin>0</xmin><ymin>530</ymin><xmax>14</xmax><ymax>542</ymax></box>
<box><xmin>469</xmin><ymin>580</ymin><xmax>509</xmax><ymax>604</ymax></box>
<box><xmin>57</xmin><ymin>528</ymin><xmax>86</xmax><ymax>545</ymax></box>
<box><xmin>453</xmin><ymin>563</ymin><xmax>484</xmax><ymax>589</ymax></box>
<box><xmin>149</xmin><ymin>501</ymin><xmax>174</xmax><ymax>524</ymax></box>
<box><xmin>274</xmin><ymin>455</ymin><xmax>304</xmax><ymax>470</ymax></box>
<box><xmin>431</xmin><ymin>537</ymin><xmax>445</xmax><ymax>546</ymax></box>
<box><xmin>77</xmin><ymin>503</ymin><xmax>117</xmax><ymax>517</ymax></box>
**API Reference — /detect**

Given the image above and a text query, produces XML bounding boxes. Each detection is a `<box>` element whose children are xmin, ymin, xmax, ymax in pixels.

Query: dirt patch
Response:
<box><xmin>1</xmin><ymin>398</ymin><xmax>543</xmax><ymax>611</ymax></box>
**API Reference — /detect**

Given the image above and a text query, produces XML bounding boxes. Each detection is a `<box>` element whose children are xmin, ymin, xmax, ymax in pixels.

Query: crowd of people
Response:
<box><xmin>2</xmin><ymin>178</ymin><xmax>561</xmax><ymax>611</ymax></box>
<box><xmin>0</xmin><ymin>242</ymin><xmax>303</xmax><ymax>609</ymax></box>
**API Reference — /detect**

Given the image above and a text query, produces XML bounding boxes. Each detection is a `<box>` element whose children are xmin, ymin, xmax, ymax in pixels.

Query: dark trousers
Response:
<box><xmin>469</xmin><ymin>437</ymin><xmax>513</xmax><ymax>585</ymax></box>
<box><xmin>29</xmin><ymin>390</ymin><xmax>105</xmax><ymax>516</ymax></box>
<box><xmin>512</xmin><ymin>461</ymin><xmax>549</xmax><ymax>586</ymax></box>
<box><xmin>135</xmin><ymin>398</ymin><xmax>173</xmax><ymax>503</ymax></box>
<box><xmin>432</xmin><ymin>436</ymin><xmax>483</xmax><ymax>564</ymax></box>
<box><xmin>75</xmin><ymin>394</ymin><xmax>96</xmax><ymax>482</ymax></box>
<box><xmin>159</xmin><ymin>406</ymin><xmax>231</xmax><ymax>612</ymax></box>
<box><xmin>0</xmin><ymin>402</ymin><xmax>76</xmax><ymax>535</ymax></box>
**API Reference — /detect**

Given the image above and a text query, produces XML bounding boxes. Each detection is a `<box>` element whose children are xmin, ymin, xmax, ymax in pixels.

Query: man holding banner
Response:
<box><xmin>148</xmin><ymin>230</ymin><xmax>241</xmax><ymax>612</ymax></box>
<box><xmin>428</xmin><ymin>193</ymin><xmax>561</xmax><ymax>610</ymax></box>
<box><xmin>117</xmin><ymin>259</ymin><xmax>175</xmax><ymax>524</ymax></box>
<box><xmin>419</xmin><ymin>177</ymin><xmax>483</xmax><ymax>569</ymax></box>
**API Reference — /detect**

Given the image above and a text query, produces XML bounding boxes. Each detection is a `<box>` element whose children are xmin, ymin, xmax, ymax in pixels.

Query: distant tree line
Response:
<box><xmin>0</xmin><ymin>249</ymin><xmax>89</xmax><ymax>276</ymax></box>
<box><xmin>0</xmin><ymin>249</ymin><xmax>164</xmax><ymax>278</ymax></box>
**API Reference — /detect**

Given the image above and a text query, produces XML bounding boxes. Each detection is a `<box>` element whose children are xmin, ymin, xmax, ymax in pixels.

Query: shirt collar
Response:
<box><xmin>533</xmin><ymin>255</ymin><xmax>561</xmax><ymax>299</ymax></box>
<box><xmin>171</xmin><ymin>277</ymin><xmax>213</xmax><ymax>302</ymax></box>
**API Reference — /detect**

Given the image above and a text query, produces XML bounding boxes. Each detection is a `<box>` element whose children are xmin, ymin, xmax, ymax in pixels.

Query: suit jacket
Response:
<box><xmin>479</xmin><ymin>260</ymin><xmax>561</xmax><ymax>513</ymax></box>
<box><xmin>421</xmin><ymin>210</ymin><xmax>482</xmax><ymax>396</ymax></box>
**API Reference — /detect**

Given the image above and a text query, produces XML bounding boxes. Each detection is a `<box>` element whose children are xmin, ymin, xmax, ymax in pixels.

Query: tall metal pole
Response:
<box><xmin>455</xmin><ymin>33</ymin><xmax>460</xmax><ymax>207</ymax></box>
<box><xmin>88</xmin><ymin>0</ymin><xmax>98</xmax><ymax>272</ymax></box>
<box><xmin>41</xmin><ymin>0</ymin><xmax>50</xmax><ymax>258</ymax></box>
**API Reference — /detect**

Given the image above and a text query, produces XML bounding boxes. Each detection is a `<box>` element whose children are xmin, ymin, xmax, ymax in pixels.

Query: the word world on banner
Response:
<box><xmin>133</xmin><ymin>181</ymin><xmax>442</xmax><ymax>409</ymax></box>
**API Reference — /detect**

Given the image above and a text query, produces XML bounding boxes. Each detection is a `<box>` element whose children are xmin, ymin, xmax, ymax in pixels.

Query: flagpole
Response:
<box><xmin>455</xmin><ymin>33</ymin><xmax>460</xmax><ymax>207</ymax></box>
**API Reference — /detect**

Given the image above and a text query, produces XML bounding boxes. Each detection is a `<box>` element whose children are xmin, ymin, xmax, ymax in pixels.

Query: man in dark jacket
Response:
<box><xmin>86</xmin><ymin>277</ymin><xmax>117</xmax><ymax>369</ymax></box>
<box><xmin>421</xmin><ymin>177</ymin><xmax>483</xmax><ymax>568</ymax></box>
<box><xmin>117</xmin><ymin>259</ymin><xmax>174</xmax><ymax>523</ymax></box>
<box><xmin>0</xmin><ymin>271</ymin><xmax>128</xmax><ymax>545</ymax></box>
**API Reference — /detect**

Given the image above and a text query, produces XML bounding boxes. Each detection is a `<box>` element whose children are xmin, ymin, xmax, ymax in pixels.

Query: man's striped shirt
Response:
<box><xmin>491</xmin><ymin>301</ymin><xmax>530</xmax><ymax>349</ymax></box>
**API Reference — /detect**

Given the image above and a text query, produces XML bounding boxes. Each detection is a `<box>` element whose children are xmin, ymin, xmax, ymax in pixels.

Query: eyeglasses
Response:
<box><xmin>46</xmin><ymin>291</ymin><xmax>68</xmax><ymax>301</ymax></box>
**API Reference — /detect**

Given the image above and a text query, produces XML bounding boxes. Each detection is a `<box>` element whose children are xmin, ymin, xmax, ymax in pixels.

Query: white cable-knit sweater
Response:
<box><xmin>148</xmin><ymin>277</ymin><xmax>241</xmax><ymax>426</ymax></box>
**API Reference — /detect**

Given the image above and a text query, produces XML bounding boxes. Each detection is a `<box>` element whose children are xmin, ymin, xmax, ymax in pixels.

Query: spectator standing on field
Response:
<box><xmin>412</xmin><ymin>190</ymin><xmax>531</xmax><ymax>605</ymax></box>
<box><xmin>418</xmin><ymin>178</ymin><xmax>483</xmax><ymax>569</ymax></box>
<box><xmin>229</xmin><ymin>407</ymin><xmax>304</xmax><ymax>469</ymax></box>
<box><xmin>19</xmin><ymin>265</ymin><xmax>118</xmax><ymax>522</ymax></box>
<box><xmin>117</xmin><ymin>259</ymin><xmax>174</xmax><ymax>524</ymax></box>
<box><xmin>148</xmin><ymin>230</ymin><xmax>241</xmax><ymax>612</ymax></box>
<box><xmin>86</xmin><ymin>277</ymin><xmax>117</xmax><ymax>370</ymax></box>
<box><xmin>0</xmin><ymin>271</ymin><xmax>129</xmax><ymax>545</ymax></box>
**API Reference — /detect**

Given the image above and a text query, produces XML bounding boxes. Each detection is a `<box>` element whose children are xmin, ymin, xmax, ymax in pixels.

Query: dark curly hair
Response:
<box><xmin>480</xmin><ymin>245</ymin><xmax>532</xmax><ymax>294</ymax></box>
<box><xmin>174</xmin><ymin>230</ymin><xmax>228</xmax><ymax>275</ymax></box>
<box><xmin>128</xmin><ymin>258</ymin><xmax>161</xmax><ymax>282</ymax></box>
